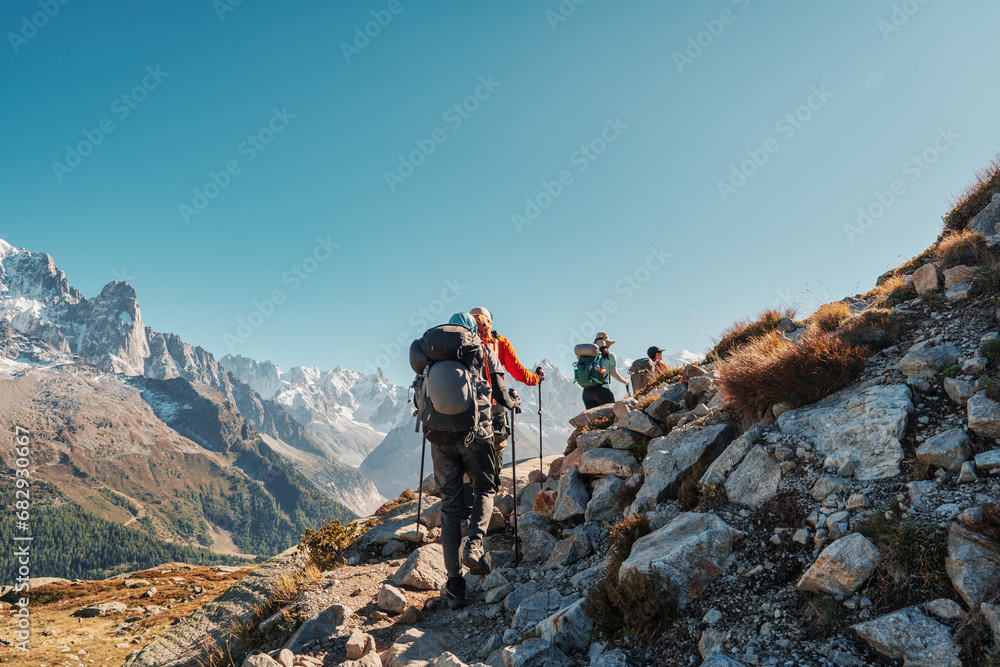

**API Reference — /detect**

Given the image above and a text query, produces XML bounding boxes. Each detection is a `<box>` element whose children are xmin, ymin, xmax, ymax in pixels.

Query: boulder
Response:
<box><xmin>517</xmin><ymin>511</ymin><xmax>558</xmax><ymax>562</ymax></box>
<box><xmin>391</xmin><ymin>543</ymin><xmax>448</xmax><ymax>591</ymax></box>
<box><xmin>356</xmin><ymin>518</ymin><xmax>429</xmax><ymax>552</ymax></box>
<box><xmin>532</xmin><ymin>488</ymin><xmax>557</xmax><ymax>518</ymax></box>
<box><xmin>977</xmin><ymin>449</ymin><xmax>1000</xmax><ymax>471</ymax></box>
<box><xmin>911</xmin><ymin>263</ymin><xmax>941</xmax><ymax>295</ymax></box>
<box><xmin>501</xmin><ymin>638</ymin><xmax>573</xmax><ymax>667</ymax></box>
<box><xmin>811</xmin><ymin>476</ymin><xmax>851</xmax><ymax>500</ymax></box>
<box><xmin>943</xmin><ymin>377</ymin><xmax>978</xmax><ymax>407</ymax></box>
<box><xmin>620</xmin><ymin>512</ymin><xmax>743</xmax><ymax>608</ymax></box>
<box><xmin>576</xmin><ymin>430</ymin><xmax>606</xmax><ymax>453</ymax></box>
<box><xmin>343</xmin><ymin>656</ymin><xmax>382</xmax><ymax>667</ymax></box>
<box><xmin>968</xmin><ymin>193</ymin><xmax>1000</xmax><ymax>237</ymax></box>
<box><xmin>982</xmin><ymin>603</ymin><xmax>1000</xmax><ymax>648</ymax></box>
<box><xmin>536</xmin><ymin>598</ymin><xmax>593</xmax><ymax>652</ymax></box>
<box><xmin>569</xmin><ymin>405</ymin><xmax>614</xmax><ymax>430</ymax></box>
<box><xmin>777</xmin><ymin>384</ymin><xmax>912</xmax><ymax>480</ymax></box>
<box><xmin>645</xmin><ymin>383</ymin><xmax>688</xmax><ymax>422</ymax></box>
<box><xmin>925</xmin><ymin>598</ymin><xmax>964</xmax><ymax>621</ymax></box>
<box><xmin>585</xmin><ymin>476</ymin><xmax>624</xmax><ymax>524</ymax></box>
<box><xmin>75</xmin><ymin>601</ymin><xmax>127</xmax><ymax>617</ymax></box>
<box><xmin>944</xmin><ymin>265</ymin><xmax>979</xmax><ymax>288</ymax></box>
<box><xmin>512</xmin><ymin>591</ymin><xmax>562</xmax><ymax>633</ymax></box>
<box><xmin>852</xmin><ymin>606</ymin><xmax>962</xmax><ymax>667</ymax></box>
<box><xmin>897</xmin><ymin>344</ymin><xmax>962</xmax><ymax>379</ymax></box>
<box><xmin>516</xmin><ymin>482</ymin><xmax>541</xmax><ymax>516</ymax></box>
<box><xmin>633</xmin><ymin>423</ymin><xmax>736</xmax><ymax>509</ymax></box>
<box><xmin>346</xmin><ymin>629</ymin><xmax>377</xmax><ymax>660</ymax></box>
<box><xmin>797</xmin><ymin>534</ymin><xmax>880</xmax><ymax>595</ymax></box>
<box><xmin>377</xmin><ymin>584</ymin><xmax>407</xmax><ymax>614</ymax></box>
<box><xmin>616</xmin><ymin>410</ymin><xmax>663</xmax><ymax>438</ymax></box>
<box><xmin>383</xmin><ymin>628</ymin><xmax>451</xmax><ymax>667</ymax></box>
<box><xmin>946</xmin><ymin>283</ymin><xmax>973</xmax><ymax>300</ymax></box>
<box><xmin>968</xmin><ymin>391</ymin><xmax>1000</xmax><ymax>437</ymax></box>
<box><xmin>724</xmin><ymin>445</ymin><xmax>781</xmax><ymax>509</ymax></box>
<box><xmin>577</xmin><ymin>448</ymin><xmax>640</xmax><ymax>478</ymax></box>
<box><xmin>559</xmin><ymin>448</ymin><xmax>582</xmax><ymax>474</ymax></box>
<box><xmin>600</xmin><ymin>426</ymin><xmax>647</xmax><ymax>451</ymax></box>
<box><xmin>916</xmin><ymin>428</ymin><xmax>971</xmax><ymax>472</ymax></box>
<box><xmin>552</xmin><ymin>467</ymin><xmax>589</xmax><ymax>522</ymax></box>
<box><xmin>545</xmin><ymin>530</ymin><xmax>592</xmax><ymax>569</ymax></box>
<box><xmin>612</xmin><ymin>397</ymin><xmax>638</xmax><ymax>420</ymax></box>
<box><xmin>284</xmin><ymin>604</ymin><xmax>351</xmax><ymax>653</ymax></box>
<box><xmin>700</xmin><ymin>426</ymin><xmax>765</xmax><ymax>486</ymax></box>
<box><xmin>946</xmin><ymin>521</ymin><xmax>1000</xmax><ymax>608</ymax></box>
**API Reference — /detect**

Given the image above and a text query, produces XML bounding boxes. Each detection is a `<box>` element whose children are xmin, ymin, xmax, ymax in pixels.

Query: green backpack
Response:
<box><xmin>573</xmin><ymin>343</ymin><xmax>609</xmax><ymax>388</ymax></box>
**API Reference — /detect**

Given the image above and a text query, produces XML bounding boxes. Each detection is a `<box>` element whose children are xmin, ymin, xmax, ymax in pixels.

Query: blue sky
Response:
<box><xmin>3</xmin><ymin>1</ymin><xmax>999</xmax><ymax>386</ymax></box>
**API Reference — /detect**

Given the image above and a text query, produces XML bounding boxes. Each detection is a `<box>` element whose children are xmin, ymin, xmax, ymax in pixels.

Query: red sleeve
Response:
<box><xmin>497</xmin><ymin>336</ymin><xmax>540</xmax><ymax>386</ymax></box>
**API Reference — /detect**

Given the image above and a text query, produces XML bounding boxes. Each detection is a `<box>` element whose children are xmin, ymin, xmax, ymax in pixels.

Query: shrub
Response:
<box><xmin>375</xmin><ymin>488</ymin><xmax>415</xmax><ymax>517</ymax></box>
<box><xmin>837</xmin><ymin>308</ymin><xmax>901</xmax><ymax>350</ymax></box>
<box><xmin>869</xmin><ymin>274</ymin><xmax>916</xmax><ymax>308</ymax></box>
<box><xmin>611</xmin><ymin>470</ymin><xmax>643</xmax><ymax>512</ymax></box>
<box><xmin>810</xmin><ymin>302</ymin><xmax>853</xmax><ymax>333</ymax></box>
<box><xmin>982</xmin><ymin>339</ymin><xmax>1000</xmax><ymax>365</ymax></box>
<box><xmin>943</xmin><ymin>154</ymin><xmax>1000</xmax><ymax>232</ymax></box>
<box><xmin>299</xmin><ymin>518</ymin><xmax>376</xmax><ymax>570</ymax></box>
<box><xmin>977</xmin><ymin>260</ymin><xmax>1000</xmax><ymax>295</ymax></box>
<box><xmin>854</xmin><ymin>506</ymin><xmax>952</xmax><ymax>611</ymax></box>
<box><xmin>797</xmin><ymin>593</ymin><xmax>845</xmax><ymax>638</ymax></box>
<box><xmin>935</xmin><ymin>229</ymin><xmax>988</xmax><ymax>268</ymax></box>
<box><xmin>635</xmin><ymin>366</ymin><xmax>686</xmax><ymax>397</ymax></box>
<box><xmin>607</xmin><ymin>513</ymin><xmax>651</xmax><ymax>572</ymax></box>
<box><xmin>983</xmin><ymin>373</ymin><xmax>1000</xmax><ymax>403</ymax></box>
<box><xmin>710</xmin><ymin>307</ymin><xmax>797</xmax><ymax>361</ymax></box>
<box><xmin>718</xmin><ymin>331</ymin><xmax>868</xmax><ymax>425</ymax></box>
<box><xmin>585</xmin><ymin>567</ymin><xmax>678</xmax><ymax>643</ymax></box>
<box><xmin>676</xmin><ymin>462</ymin><xmax>711</xmax><ymax>511</ymax></box>
<box><xmin>756</xmin><ymin>491</ymin><xmax>809</xmax><ymax>532</ymax></box>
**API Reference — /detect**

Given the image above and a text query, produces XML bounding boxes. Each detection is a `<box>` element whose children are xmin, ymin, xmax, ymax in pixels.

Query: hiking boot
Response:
<box><xmin>462</xmin><ymin>540</ymin><xmax>489</xmax><ymax>575</ymax></box>
<box><xmin>443</xmin><ymin>575</ymin><xmax>466</xmax><ymax>610</ymax></box>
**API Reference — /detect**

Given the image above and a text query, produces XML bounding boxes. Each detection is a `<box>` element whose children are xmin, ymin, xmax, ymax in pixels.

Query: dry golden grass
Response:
<box><xmin>810</xmin><ymin>302</ymin><xmax>853</xmax><ymax>333</ymax></box>
<box><xmin>718</xmin><ymin>330</ymin><xmax>868</xmax><ymax>426</ymax></box>
<box><xmin>868</xmin><ymin>274</ymin><xmax>916</xmax><ymax>308</ymax></box>
<box><xmin>943</xmin><ymin>154</ymin><xmax>1000</xmax><ymax>231</ymax></box>
<box><xmin>934</xmin><ymin>229</ymin><xmax>989</xmax><ymax>268</ymax></box>
<box><xmin>710</xmin><ymin>307</ymin><xmax>797</xmax><ymax>361</ymax></box>
<box><xmin>837</xmin><ymin>308</ymin><xmax>901</xmax><ymax>350</ymax></box>
<box><xmin>0</xmin><ymin>566</ymin><xmax>251</xmax><ymax>667</ymax></box>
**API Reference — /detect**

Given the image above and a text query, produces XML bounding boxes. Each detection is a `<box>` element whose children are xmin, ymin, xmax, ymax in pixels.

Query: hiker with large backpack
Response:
<box><xmin>629</xmin><ymin>345</ymin><xmax>669</xmax><ymax>394</ymax></box>
<box><xmin>409</xmin><ymin>312</ymin><xmax>496</xmax><ymax>609</ymax></box>
<box><xmin>468</xmin><ymin>307</ymin><xmax>545</xmax><ymax>479</ymax></box>
<box><xmin>574</xmin><ymin>331</ymin><xmax>629</xmax><ymax>409</ymax></box>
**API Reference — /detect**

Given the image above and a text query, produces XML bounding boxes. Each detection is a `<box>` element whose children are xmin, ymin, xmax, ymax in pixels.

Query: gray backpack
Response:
<box><xmin>410</xmin><ymin>324</ymin><xmax>491</xmax><ymax>446</ymax></box>
<box><xmin>629</xmin><ymin>358</ymin><xmax>656</xmax><ymax>394</ymax></box>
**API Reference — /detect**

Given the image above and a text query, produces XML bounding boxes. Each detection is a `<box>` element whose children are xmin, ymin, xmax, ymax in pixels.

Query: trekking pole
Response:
<box><xmin>510</xmin><ymin>407</ymin><xmax>519</xmax><ymax>566</ymax></box>
<box><xmin>537</xmin><ymin>382</ymin><xmax>544</xmax><ymax>480</ymax></box>
<box><xmin>415</xmin><ymin>432</ymin><xmax>426</xmax><ymax>545</ymax></box>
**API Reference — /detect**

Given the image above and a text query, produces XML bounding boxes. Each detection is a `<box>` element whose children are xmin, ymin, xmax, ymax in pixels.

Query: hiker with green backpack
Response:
<box><xmin>574</xmin><ymin>331</ymin><xmax>630</xmax><ymax>409</ymax></box>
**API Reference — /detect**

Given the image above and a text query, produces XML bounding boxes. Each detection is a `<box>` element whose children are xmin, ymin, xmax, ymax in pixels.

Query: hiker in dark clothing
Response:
<box><xmin>420</xmin><ymin>312</ymin><xmax>496</xmax><ymax>609</ymax></box>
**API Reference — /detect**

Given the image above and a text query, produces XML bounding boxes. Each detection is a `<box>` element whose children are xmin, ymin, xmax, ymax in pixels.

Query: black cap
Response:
<box><xmin>647</xmin><ymin>346</ymin><xmax>664</xmax><ymax>359</ymax></box>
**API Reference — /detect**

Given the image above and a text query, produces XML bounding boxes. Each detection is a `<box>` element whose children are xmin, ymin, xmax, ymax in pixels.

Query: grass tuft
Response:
<box><xmin>869</xmin><ymin>274</ymin><xmax>916</xmax><ymax>308</ymax></box>
<box><xmin>935</xmin><ymin>229</ymin><xmax>989</xmax><ymax>268</ymax></box>
<box><xmin>837</xmin><ymin>308</ymin><xmax>902</xmax><ymax>351</ymax></box>
<box><xmin>718</xmin><ymin>330</ymin><xmax>868</xmax><ymax>426</ymax></box>
<box><xmin>982</xmin><ymin>339</ymin><xmax>1000</xmax><ymax>365</ymax></box>
<box><xmin>943</xmin><ymin>154</ymin><xmax>1000</xmax><ymax>232</ymax></box>
<box><xmin>810</xmin><ymin>302</ymin><xmax>853</xmax><ymax>333</ymax></box>
<box><xmin>709</xmin><ymin>307</ymin><xmax>797</xmax><ymax>361</ymax></box>
<box><xmin>607</xmin><ymin>513</ymin><xmax>652</xmax><ymax>572</ymax></box>
<box><xmin>585</xmin><ymin>567</ymin><xmax>679</xmax><ymax>644</ymax></box>
<box><xmin>635</xmin><ymin>366</ymin><xmax>686</xmax><ymax>398</ymax></box>
<box><xmin>854</xmin><ymin>505</ymin><xmax>952</xmax><ymax>611</ymax></box>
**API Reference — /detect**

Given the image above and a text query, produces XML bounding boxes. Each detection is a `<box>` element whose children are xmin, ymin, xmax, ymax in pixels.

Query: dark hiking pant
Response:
<box><xmin>582</xmin><ymin>385</ymin><xmax>615</xmax><ymax>410</ymax></box>
<box><xmin>431</xmin><ymin>435</ymin><xmax>497</xmax><ymax>578</ymax></box>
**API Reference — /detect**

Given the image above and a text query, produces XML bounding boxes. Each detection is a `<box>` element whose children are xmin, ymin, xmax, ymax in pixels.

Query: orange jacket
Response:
<box><xmin>490</xmin><ymin>334</ymin><xmax>541</xmax><ymax>386</ymax></box>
